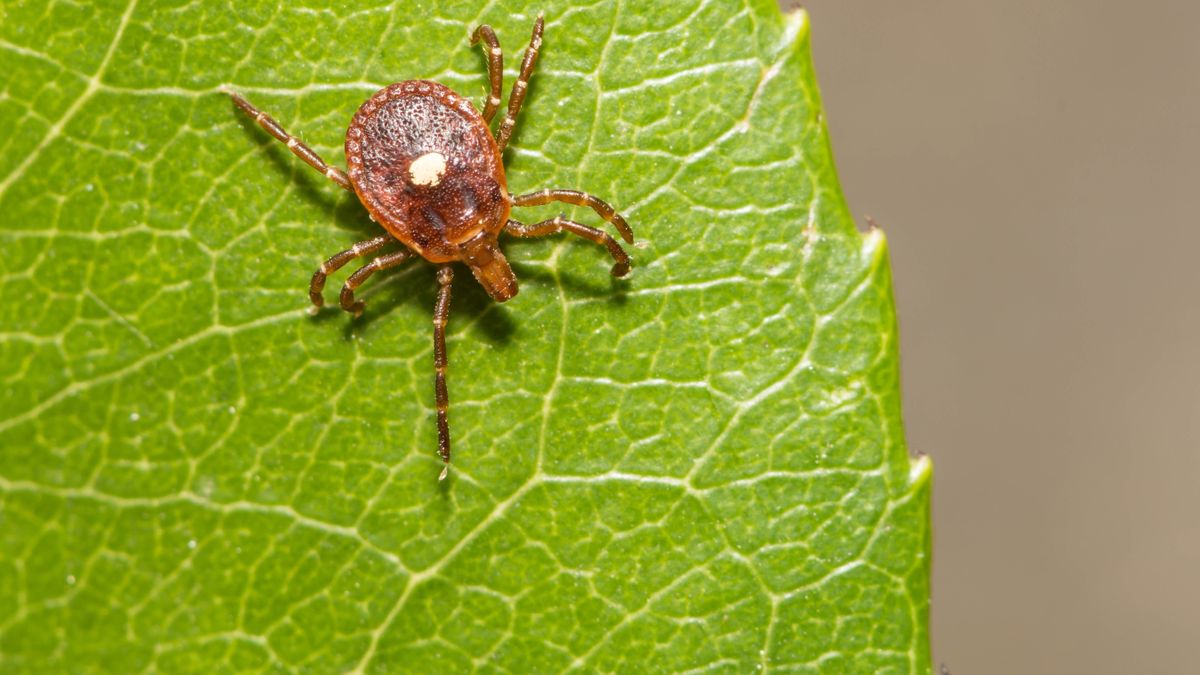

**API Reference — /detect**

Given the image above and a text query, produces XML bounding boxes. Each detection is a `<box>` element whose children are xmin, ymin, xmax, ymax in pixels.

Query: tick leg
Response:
<box><xmin>505</xmin><ymin>217</ymin><xmax>631</xmax><ymax>278</ymax></box>
<box><xmin>495</xmin><ymin>14</ymin><xmax>544</xmax><ymax>152</ymax></box>
<box><xmin>338</xmin><ymin>250</ymin><xmax>414</xmax><ymax>317</ymax></box>
<box><xmin>225</xmin><ymin>89</ymin><xmax>353</xmax><ymax>191</ymax></box>
<box><xmin>470</xmin><ymin>25</ymin><xmax>504</xmax><ymax>124</ymax></box>
<box><xmin>511</xmin><ymin>189</ymin><xmax>634</xmax><ymax>243</ymax></box>
<box><xmin>433</xmin><ymin>266</ymin><xmax>454</xmax><ymax>480</ymax></box>
<box><xmin>310</xmin><ymin>236</ymin><xmax>392</xmax><ymax>308</ymax></box>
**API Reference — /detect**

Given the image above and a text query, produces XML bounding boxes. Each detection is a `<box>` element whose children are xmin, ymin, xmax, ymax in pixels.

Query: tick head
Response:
<box><xmin>459</xmin><ymin>230</ymin><xmax>518</xmax><ymax>302</ymax></box>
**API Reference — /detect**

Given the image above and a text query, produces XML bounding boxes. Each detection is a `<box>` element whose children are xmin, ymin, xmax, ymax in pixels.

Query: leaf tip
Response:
<box><xmin>909</xmin><ymin>451</ymin><xmax>933</xmax><ymax>486</ymax></box>
<box><xmin>778</xmin><ymin>3</ymin><xmax>811</xmax><ymax>49</ymax></box>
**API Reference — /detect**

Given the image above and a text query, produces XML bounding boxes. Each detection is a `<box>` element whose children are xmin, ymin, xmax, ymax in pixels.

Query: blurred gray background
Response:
<box><xmin>799</xmin><ymin>1</ymin><xmax>1199</xmax><ymax>673</ymax></box>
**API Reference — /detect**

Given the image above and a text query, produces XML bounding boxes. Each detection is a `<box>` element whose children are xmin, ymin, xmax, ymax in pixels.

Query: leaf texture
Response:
<box><xmin>0</xmin><ymin>0</ymin><xmax>931</xmax><ymax>672</ymax></box>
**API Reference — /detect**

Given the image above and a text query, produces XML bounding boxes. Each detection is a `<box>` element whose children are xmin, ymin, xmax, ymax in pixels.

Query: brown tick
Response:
<box><xmin>224</xmin><ymin>16</ymin><xmax>634</xmax><ymax>480</ymax></box>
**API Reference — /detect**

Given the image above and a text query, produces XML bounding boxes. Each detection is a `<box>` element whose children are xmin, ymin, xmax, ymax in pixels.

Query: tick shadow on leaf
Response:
<box><xmin>326</xmin><ymin>263</ymin><xmax>519</xmax><ymax>346</ymax></box>
<box><xmin>506</xmin><ymin>241</ymin><xmax>633</xmax><ymax>306</ymax></box>
<box><xmin>230</xmin><ymin>117</ymin><xmax>350</xmax><ymax>215</ymax></box>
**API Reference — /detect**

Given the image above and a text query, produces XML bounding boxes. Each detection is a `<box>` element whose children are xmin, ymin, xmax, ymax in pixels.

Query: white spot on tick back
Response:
<box><xmin>409</xmin><ymin>152</ymin><xmax>447</xmax><ymax>186</ymax></box>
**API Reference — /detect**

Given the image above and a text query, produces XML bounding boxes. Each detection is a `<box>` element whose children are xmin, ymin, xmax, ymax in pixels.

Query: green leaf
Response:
<box><xmin>0</xmin><ymin>0</ymin><xmax>931</xmax><ymax>672</ymax></box>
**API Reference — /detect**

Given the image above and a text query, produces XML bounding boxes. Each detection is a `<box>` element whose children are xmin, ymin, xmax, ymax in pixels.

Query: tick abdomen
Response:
<box><xmin>347</xmin><ymin>81</ymin><xmax>509</xmax><ymax>261</ymax></box>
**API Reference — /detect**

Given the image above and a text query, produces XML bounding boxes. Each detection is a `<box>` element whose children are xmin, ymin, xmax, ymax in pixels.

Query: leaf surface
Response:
<box><xmin>0</xmin><ymin>0</ymin><xmax>931</xmax><ymax>672</ymax></box>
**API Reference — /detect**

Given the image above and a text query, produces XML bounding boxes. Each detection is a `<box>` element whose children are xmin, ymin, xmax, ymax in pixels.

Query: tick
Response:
<box><xmin>224</xmin><ymin>16</ymin><xmax>634</xmax><ymax>480</ymax></box>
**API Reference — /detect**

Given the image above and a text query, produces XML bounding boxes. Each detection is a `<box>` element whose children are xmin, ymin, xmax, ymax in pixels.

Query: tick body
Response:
<box><xmin>346</xmin><ymin>80</ymin><xmax>518</xmax><ymax>300</ymax></box>
<box><xmin>226</xmin><ymin>16</ymin><xmax>634</xmax><ymax>480</ymax></box>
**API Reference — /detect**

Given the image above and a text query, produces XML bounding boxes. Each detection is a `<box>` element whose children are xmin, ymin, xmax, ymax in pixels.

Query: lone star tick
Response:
<box><xmin>224</xmin><ymin>15</ymin><xmax>634</xmax><ymax>481</ymax></box>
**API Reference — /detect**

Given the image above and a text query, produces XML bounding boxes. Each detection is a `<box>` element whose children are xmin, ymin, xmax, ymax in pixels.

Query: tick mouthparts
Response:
<box><xmin>460</xmin><ymin>231</ymin><xmax>519</xmax><ymax>302</ymax></box>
